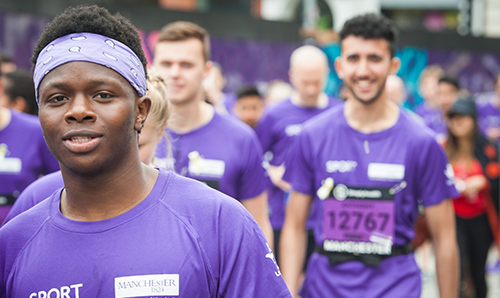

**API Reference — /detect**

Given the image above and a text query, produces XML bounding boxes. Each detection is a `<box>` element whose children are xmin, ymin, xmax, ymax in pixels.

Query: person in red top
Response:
<box><xmin>445</xmin><ymin>97</ymin><xmax>500</xmax><ymax>298</ymax></box>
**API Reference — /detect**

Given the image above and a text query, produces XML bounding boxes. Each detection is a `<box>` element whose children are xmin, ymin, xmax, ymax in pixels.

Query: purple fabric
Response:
<box><xmin>255</xmin><ymin>97</ymin><xmax>342</xmax><ymax>229</ymax></box>
<box><xmin>33</xmin><ymin>32</ymin><xmax>146</xmax><ymax>102</ymax></box>
<box><xmin>0</xmin><ymin>110</ymin><xmax>59</xmax><ymax>223</ymax></box>
<box><xmin>155</xmin><ymin>111</ymin><xmax>267</xmax><ymax>201</ymax></box>
<box><xmin>0</xmin><ymin>169</ymin><xmax>291</xmax><ymax>297</ymax></box>
<box><xmin>414</xmin><ymin>103</ymin><xmax>447</xmax><ymax>140</ymax></box>
<box><xmin>476</xmin><ymin>97</ymin><xmax>500</xmax><ymax>143</ymax></box>
<box><xmin>2</xmin><ymin>170</ymin><xmax>63</xmax><ymax>225</ymax></box>
<box><xmin>284</xmin><ymin>105</ymin><xmax>458</xmax><ymax>297</ymax></box>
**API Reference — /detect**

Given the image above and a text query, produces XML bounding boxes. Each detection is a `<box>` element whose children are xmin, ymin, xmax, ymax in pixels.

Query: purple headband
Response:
<box><xmin>33</xmin><ymin>32</ymin><xmax>147</xmax><ymax>103</ymax></box>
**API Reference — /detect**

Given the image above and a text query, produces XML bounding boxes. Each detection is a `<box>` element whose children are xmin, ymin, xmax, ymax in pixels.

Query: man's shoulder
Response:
<box><xmin>0</xmin><ymin>198</ymin><xmax>52</xmax><ymax>256</ymax></box>
<box><xmin>301</xmin><ymin>104</ymin><xmax>344</xmax><ymax>133</ymax></box>
<box><xmin>212</xmin><ymin>112</ymin><xmax>259</xmax><ymax>142</ymax></box>
<box><xmin>398</xmin><ymin>110</ymin><xmax>439</xmax><ymax>143</ymax></box>
<box><xmin>161</xmin><ymin>172</ymin><xmax>252</xmax><ymax>221</ymax></box>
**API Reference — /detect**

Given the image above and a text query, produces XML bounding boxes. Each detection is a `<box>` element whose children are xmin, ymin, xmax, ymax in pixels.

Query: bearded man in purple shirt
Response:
<box><xmin>280</xmin><ymin>14</ymin><xmax>459</xmax><ymax>298</ymax></box>
<box><xmin>0</xmin><ymin>5</ymin><xmax>291</xmax><ymax>298</ymax></box>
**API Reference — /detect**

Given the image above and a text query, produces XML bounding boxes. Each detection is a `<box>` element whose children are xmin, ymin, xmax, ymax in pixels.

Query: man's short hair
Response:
<box><xmin>157</xmin><ymin>21</ymin><xmax>210</xmax><ymax>62</ymax></box>
<box><xmin>237</xmin><ymin>86</ymin><xmax>261</xmax><ymax>100</ymax></box>
<box><xmin>3</xmin><ymin>70</ymin><xmax>37</xmax><ymax>115</ymax></box>
<box><xmin>438</xmin><ymin>76</ymin><xmax>460</xmax><ymax>90</ymax></box>
<box><xmin>339</xmin><ymin>13</ymin><xmax>398</xmax><ymax>57</ymax></box>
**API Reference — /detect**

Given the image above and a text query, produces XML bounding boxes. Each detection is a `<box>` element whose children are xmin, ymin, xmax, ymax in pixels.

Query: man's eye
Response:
<box><xmin>48</xmin><ymin>96</ymin><xmax>66</xmax><ymax>103</ymax></box>
<box><xmin>96</xmin><ymin>93</ymin><xmax>113</xmax><ymax>99</ymax></box>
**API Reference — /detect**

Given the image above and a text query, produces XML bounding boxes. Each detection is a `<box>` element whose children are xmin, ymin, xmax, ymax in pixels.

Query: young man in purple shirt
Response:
<box><xmin>153</xmin><ymin>21</ymin><xmax>273</xmax><ymax>247</ymax></box>
<box><xmin>280</xmin><ymin>14</ymin><xmax>459</xmax><ymax>298</ymax></box>
<box><xmin>0</xmin><ymin>6</ymin><xmax>291</xmax><ymax>298</ymax></box>
<box><xmin>256</xmin><ymin>45</ymin><xmax>341</xmax><ymax>264</ymax></box>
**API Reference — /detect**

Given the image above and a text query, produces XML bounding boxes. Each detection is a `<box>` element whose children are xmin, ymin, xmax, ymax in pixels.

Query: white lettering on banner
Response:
<box><xmin>326</xmin><ymin>160</ymin><xmax>358</xmax><ymax>173</ymax></box>
<box><xmin>367</xmin><ymin>163</ymin><xmax>405</xmax><ymax>181</ymax></box>
<box><xmin>115</xmin><ymin>274</ymin><xmax>179</xmax><ymax>298</ymax></box>
<box><xmin>29</xmin><ymin>283</ymin><xmax>83</xmax><ymax>298</ymax></box>
<box><xmin>323</xmin><ymin>240</ymin><xmax>391</xmax><ymax>255</ymax></box>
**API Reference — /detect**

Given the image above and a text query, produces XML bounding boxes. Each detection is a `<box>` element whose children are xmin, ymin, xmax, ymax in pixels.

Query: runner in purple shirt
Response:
<box><xmin>256</xmin><ymin>45</ymin><xmax>342</xmax><ymax>264</ymax></box>
<box><xmin>280</xmin><ymin>14</ymin><xmax>459</xmax><ymax>298</ymax></box>
<box><xmin>153</xmin><ymin>21</ymin><xmax>274</xmax><ymax>247</ymax></box>
<box><xmin>0</xmin><ymin>107</ymin><xmax>59</xmax><ymax>223</ymax></box>
<box><xmin>0</xmin><ymin>6</ymin><xmax>291</xmax><ymax>297</ymax></box>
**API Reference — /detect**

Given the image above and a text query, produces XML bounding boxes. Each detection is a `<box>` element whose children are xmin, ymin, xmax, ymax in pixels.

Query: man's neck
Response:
<box><xmin>344</xmin><ymin>95</ymin><xmax>400</xmax><ymax>134</ymax></box>
<box><xmin>60</xmin><ymin>161</ymin><xmax>158</xmax><ymax>222</ymax></box>
<box><xmin>168</xmin><ymin>100</ymin><xmax>215</xmax><ymax>134</ymax></box>
<box><xmin>290</xmin><ymin>91</ymin><xmax>329</xmax><ymax>109</ymax></box>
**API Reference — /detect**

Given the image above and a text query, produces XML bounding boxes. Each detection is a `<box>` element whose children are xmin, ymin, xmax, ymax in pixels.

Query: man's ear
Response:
<box><xmin>135</xmin><ymin>95</ymin><xmax>151</xmax><ymax>132</ymax></box>
<box><xmin>390</xmin><ymin>57</ymin><xmax>401</xmax><ymax>75</ymax></box>
<box><xmin>334</xmin><ymin>57</ymin><xmax>344</xmax><ymax>80</ymax></box>
<box><xmin>204</xmin><ymin>60</ymin><xmax>213</xmax><ymax>80</ymax></box>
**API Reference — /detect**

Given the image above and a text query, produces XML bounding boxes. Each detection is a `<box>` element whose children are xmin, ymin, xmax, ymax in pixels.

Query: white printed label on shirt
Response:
<box><xmin>188</xmin><ymin>151</ymin><xmax>225</xmax><ymax>177</ymax></box>
<box><xmin>115</xmin><ymin>274</ymin><xmax>179</xmax><ymax>298</ymax></box>
<box><xmin>367</xmin><ymin>163</ymin><xmax>405</xmax><ymax>181</ymax></box>
<box><xmin>0</xmin><ymin>157</ymin><xmax>21</xmax><ymax>173</ymax></box>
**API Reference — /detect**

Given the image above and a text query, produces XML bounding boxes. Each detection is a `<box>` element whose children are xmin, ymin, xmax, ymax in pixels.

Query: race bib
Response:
<box><xmin>321</xmin><ymin>184</ymin><xmax>395</xmax><ymax>256</ymax></box>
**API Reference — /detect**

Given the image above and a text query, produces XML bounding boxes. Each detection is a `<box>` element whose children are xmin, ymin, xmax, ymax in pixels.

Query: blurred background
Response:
<box><xmin>1</xmin><ymin>0</ymin><xmax>500</xmax><ymax>110</ymax></box>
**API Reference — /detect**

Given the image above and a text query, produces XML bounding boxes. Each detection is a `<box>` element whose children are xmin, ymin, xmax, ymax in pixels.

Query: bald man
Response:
<box><xmin>386</xmin><ymin>75</ymin><xmax>406</xmax><ymax>105</ymax></box>
<box><xmin>256</xmin><ymin>45</ymin><xmax>342</xmax><ymax>266</ymax></box>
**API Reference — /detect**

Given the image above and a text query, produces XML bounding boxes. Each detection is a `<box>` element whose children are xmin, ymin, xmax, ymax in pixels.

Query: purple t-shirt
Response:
<box><xmin>414</xmin><ymin>103</ymin><xmax>446</xmax><ymax>140</ymax></box>
<box><xmin>155</xmin><ymin>111</ymin><xmax>267</xmax><ymax>201</ymax></box>
<box><xmin>0</xmin><ymin>169</ymin><xmax>291</xmax><ymax>298</ymax></box>
<box><xmin>284</xmin><ymin>105</ymin><xmax>458</xmax><ymax>297</ymax></box>
<box><xmin>476</xmin><ymin>100</ymin><xmax>500</xmax><ymax>143</ymax></box>
<box><xmin>256</xmin><ymin>97</ymin><xmax>341</xmax><ymax>229</ymax></box>
<box><xmin>2</xmin><ymin>170</ymin><xmax>64</xmax><ymax>225</ymax></box>
<box><xmin>0</xmin><ymin>110</ymin><xmax>59</xmax><ymax>223</ymax></box>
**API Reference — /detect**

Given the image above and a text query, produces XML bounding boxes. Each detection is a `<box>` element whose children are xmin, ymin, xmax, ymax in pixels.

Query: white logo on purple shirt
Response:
<box><xmin>445</xmin><ymin>163</ymin><xmax>455</xmax><ymax>186</ymax></box>
<box><xmin>285</xmin><ymin>124</ymin><xmax>302</xmax><ymax>136</ymax></box>
<box><xmin>326</xmin><ymin>160</ymin><xmax>358</xmax><ymax>173</ymax></box>
<box><xmin>265</xmin><ymin>243</ymin><xmax>282</xmax><ymax>277</ymax></box>
<box><xmin>29</xmin><ymin>283</ymin><xmax>83</xmax><ymax>298</ymax></box>
<box><xmin>115</xmin><ymin>274</ymin><xmax>179</xmax><ymax>297</ymax></box>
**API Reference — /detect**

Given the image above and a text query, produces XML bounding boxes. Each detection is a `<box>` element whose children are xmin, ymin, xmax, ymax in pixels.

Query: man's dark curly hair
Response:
<box><xmin>339</xmin><ymin>13</ymin><xmax>398</xmax><ymax>57</ymax></box>
<box><xmin>31</xmin><ymin>5</ymin><xmax>147</xmax><ymax>75</ymax></box>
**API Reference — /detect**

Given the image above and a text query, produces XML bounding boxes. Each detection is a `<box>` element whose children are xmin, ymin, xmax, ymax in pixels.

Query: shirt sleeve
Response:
<box><xmin>416</xmin><ymin>136</ymin><xmax>459</xmax><ymax>207</ymax></box>
<box><xmin>283</xmin><ymin>129</ymin><xmax>315</xmax><ymax>196</ymax></box>
<box><xmin>216</xmin><ymin>201</ymin><xmax>292</xmax><ymax>298</ymax></box>
<box><xmin>237</xmin><ymin>132</ymin><xmax>268</xmax><ymax>200</ymax></box>
<box><xmin>255</xmin><ymin>110</ymin><xmax>275</xmax><ymax>153</ymax></box>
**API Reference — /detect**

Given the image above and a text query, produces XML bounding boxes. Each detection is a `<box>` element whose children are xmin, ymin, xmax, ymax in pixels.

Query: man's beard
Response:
<box><xmin>347</xmin><ymin>78</ymin><xmax>387</xmax><ymax>106</ymax></box>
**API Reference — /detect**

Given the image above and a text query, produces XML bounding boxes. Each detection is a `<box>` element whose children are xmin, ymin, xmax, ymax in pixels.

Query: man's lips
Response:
<box><xmin>62</xmin><ymin>132</ymin><xmax>103</xmax><ymax>153</ymax></box>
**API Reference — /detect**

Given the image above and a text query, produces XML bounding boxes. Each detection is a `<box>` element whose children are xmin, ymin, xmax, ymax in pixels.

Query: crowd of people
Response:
<box><xmin>0</xmin><ymin>4</ymin><xmax>499</xmax><ymax>298</ymax></box>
